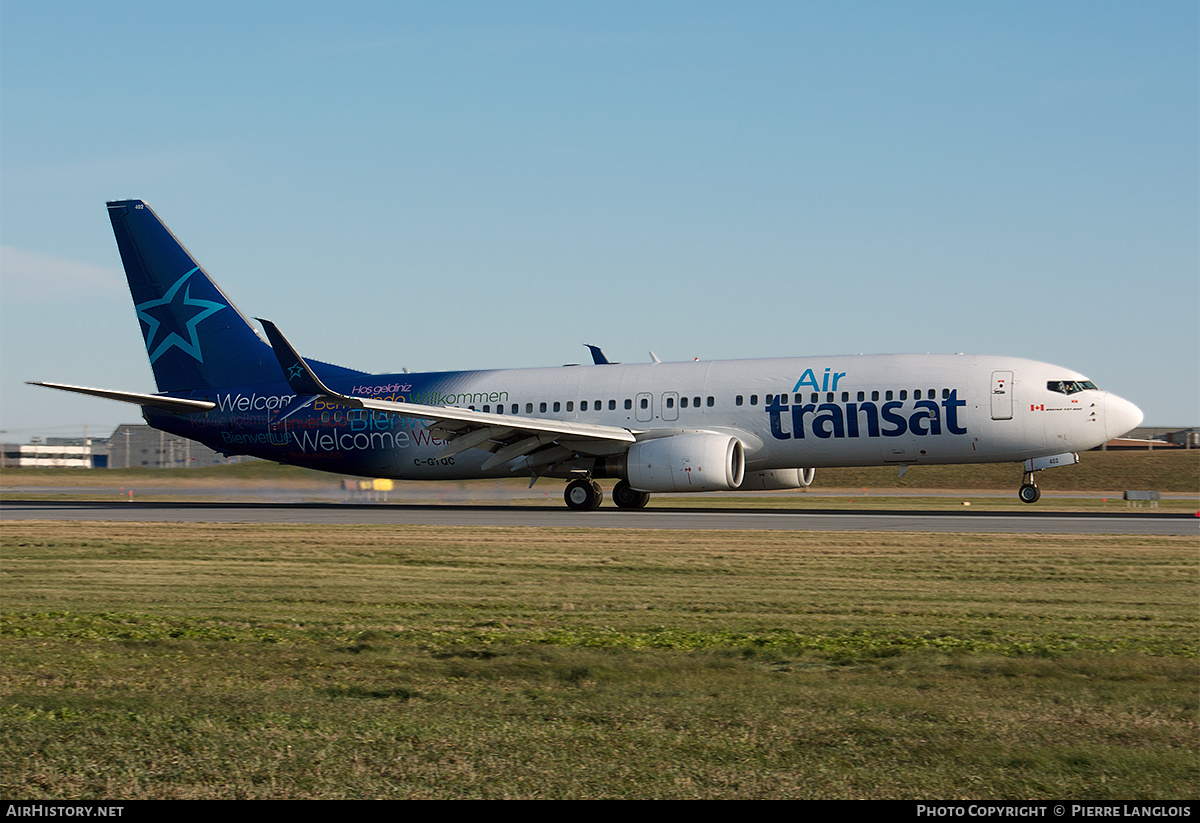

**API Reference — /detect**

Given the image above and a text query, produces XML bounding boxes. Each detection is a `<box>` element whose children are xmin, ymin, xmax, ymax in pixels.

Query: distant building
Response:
<box><xmin>3</xmin><ymin>426</ymin><xmax>247</xmax><ymax>469</ymax></box>
<box><xmin>105</xmin><ymin>424</ymin><xmax>244</xmax><ymax>469</ymax></box>
<box><xmin>1166</xmin><ymin>428</ymin><xmax>1199</xmax><ymax>448</ymax></box>
<box><xmin>1106</xmin><ymin>427</ymin><xmax>1199</xmax><ymax>449</ymax></box>
<box><xmin>1</xmin><ymin>442</ymin><xmax>95</xmax><ymax>468</ymax></box>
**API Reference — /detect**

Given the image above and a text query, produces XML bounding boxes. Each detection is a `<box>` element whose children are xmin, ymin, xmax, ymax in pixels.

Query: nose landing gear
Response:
<box><xmin>1018</xmin><ymin>474</ymin><xmax>1041</xmax><ymax>504</ymax></box>
<box><xmin>1016</xmin><ymin>452</ymin><xmax>1078</xmax><ymax>503</ymax></box>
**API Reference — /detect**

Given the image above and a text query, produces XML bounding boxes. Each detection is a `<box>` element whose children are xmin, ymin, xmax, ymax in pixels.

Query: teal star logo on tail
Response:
<box><xmin>135</xmin><ymin>268</ymin><xmax>226</xmax><ymax>364</ymax></box>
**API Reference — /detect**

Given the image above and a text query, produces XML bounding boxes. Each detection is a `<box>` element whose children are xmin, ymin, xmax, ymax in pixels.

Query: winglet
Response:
<box><xmin>584</xmin><ymin>344</ymin><xmax>610</xmax><ymax>365</ymax></box>
<box><xmin>257</xmin><ymin>319</ymin><xmax>359</xmax><ymax>404</ymax></box>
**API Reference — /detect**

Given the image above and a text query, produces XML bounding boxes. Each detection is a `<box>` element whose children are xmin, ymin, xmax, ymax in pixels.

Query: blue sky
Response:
<box><xmin>1</xmin><ymin>1</ymin><xmax>1196</xmax><ymax>440</ymax></box>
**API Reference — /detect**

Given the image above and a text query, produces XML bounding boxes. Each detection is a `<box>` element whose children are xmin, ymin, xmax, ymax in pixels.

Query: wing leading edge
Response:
<box><xmin>257</xmin><ymin>320</ymin><xmax>638</xmax><ymax>473</ymax></box>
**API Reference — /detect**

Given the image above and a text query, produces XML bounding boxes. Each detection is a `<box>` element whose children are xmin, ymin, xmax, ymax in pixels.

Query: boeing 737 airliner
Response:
<box><xmin>32</xmin><ymin>200</ymin><xmax>1144</xmax><ymax>510</ymax></box>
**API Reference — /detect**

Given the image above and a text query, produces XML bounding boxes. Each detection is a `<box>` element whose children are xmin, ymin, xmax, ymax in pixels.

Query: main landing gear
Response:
<box><xmin>564</xmin><ymin>478</ymin><xmax>603</xmax><ymax>511</ymax></box>
<box><xmin>611</xmin><ymin>479</ymin><xmax>650</xmax><ymax>509</ymax></box>
<box><xmin>563</xmin><ymin>478</ymin><xmax>651</xmax><ymax>510</ymax></box>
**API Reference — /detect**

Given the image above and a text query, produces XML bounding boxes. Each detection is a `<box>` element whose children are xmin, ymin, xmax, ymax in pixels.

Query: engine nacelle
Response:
<box><xmin>626</xmin><ymin>433</ymin><xmax>745</xmax><ymax>493</ymax></box>
<box><xmin>738</xmin><ymin>467</ymin><xmax>815</xmax><ymax>491</ymax></box>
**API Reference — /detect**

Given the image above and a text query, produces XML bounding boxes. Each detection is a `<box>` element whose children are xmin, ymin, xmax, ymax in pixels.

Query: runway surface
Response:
<box><xmin>3</xmin><ymin>499</ymin><xmax>1194</xmax><ymax>535</ymax></box>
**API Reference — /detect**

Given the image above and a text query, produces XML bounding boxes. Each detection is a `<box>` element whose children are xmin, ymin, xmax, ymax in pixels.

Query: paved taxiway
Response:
<box><xmin>2</xmin><ymin>500</ymin><xmax>1194</xmax><ymax>535</ymax></box>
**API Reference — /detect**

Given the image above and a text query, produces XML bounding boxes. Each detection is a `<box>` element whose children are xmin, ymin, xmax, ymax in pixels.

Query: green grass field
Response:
<box><xmin>1</xmin><ymin>521</ymin><xmax>1195</xmax><ymax>799</ymax></box>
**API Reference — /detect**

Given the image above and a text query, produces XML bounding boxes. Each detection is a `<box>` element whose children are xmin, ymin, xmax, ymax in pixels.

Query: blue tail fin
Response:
<box><xmin>107</xmin><ymin>200</ymin><xmax>278</xmax><ymax>392</ymax></box>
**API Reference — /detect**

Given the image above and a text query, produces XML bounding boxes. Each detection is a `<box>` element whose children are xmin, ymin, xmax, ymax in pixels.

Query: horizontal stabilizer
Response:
<box><xmin>28</xmin><ymin>381</ymin><xmax>215</xmax><ymax>413</ymax></box>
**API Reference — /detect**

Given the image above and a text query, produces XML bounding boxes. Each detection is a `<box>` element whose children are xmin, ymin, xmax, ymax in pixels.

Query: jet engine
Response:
<box><xmin>737</xmin><ymin>467</ymin><xmax>816</xmax><ymax>491</ymax></box>
<box><xmin>623</xmin><ymin>433</ymin><xmax>746</xmax><ymax>492</ymax></box>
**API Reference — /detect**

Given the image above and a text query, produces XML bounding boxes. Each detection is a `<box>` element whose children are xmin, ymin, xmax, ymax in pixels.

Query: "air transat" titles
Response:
<box><xmin>765</xmin><ymin>390</ymin><xmax>968</xmax><ymax>440</ymax></box>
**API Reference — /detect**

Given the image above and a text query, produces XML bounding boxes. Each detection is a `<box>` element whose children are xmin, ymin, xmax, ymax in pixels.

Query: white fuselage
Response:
<box><xmin>300</xmin><ymin>353</ymin><xmax>1139</xmax><ymax>481</ymax></box>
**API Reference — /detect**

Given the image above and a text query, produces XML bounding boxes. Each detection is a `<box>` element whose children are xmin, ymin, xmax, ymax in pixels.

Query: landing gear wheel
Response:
<box><xmin>612</xmin><ymin>480</ymin><xmax>650</xmax><ymax>509</ymax></box>
<box><xmin>564</xmin><ymin>478</ymin><xmax>603</xmax><ymax>511</ymax></box>
<box><xmin>1018</xmin><ymin>483</ymin><xmax>1041</xmax><ymax>504</ymax></box>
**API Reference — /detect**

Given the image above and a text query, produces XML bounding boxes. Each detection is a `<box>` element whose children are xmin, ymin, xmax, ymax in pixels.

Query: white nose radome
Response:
<box><xmin>1105</xmin><ymin>393</ymin><xmax>1144</xmax><ymax>441</ymax></box>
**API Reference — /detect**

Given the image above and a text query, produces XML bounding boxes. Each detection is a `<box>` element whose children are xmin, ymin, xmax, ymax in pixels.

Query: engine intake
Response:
<box><xmin>625</xmin><ymin>433</ymin><xmax>745</xmax><ymax>492</ymax></box>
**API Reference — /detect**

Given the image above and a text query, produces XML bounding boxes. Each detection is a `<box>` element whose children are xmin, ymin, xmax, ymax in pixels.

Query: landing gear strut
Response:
<box><xmin>612</xmin><ymin>479</ymin><xmax>650</xmax><ymax>509</ymax></box>
<box><xmin>564</xmin><ymin>478</ymin><xmax>603</xmax><ymax>511</ymax></box>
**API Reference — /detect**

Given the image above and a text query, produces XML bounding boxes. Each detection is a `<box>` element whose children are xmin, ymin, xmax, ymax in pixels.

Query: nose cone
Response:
<box><xmin>1105</xmin><ymin>393</ymin><xmax>1144</xmax><ymax>441</ymax></box>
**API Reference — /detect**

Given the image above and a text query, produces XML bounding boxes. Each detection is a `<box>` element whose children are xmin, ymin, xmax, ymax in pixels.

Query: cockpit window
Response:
<box><xmin>1047</xmin><ymin>380</ymin><xmax>1098</xmax><ymax>395</ymax></box>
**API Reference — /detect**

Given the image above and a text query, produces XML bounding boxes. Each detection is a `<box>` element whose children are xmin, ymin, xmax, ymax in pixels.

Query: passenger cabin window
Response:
<box><xmin>581</xmin><ymin>401</ymin><xmax>588</xmax><ymax>411</ymax></box>
<box><xmin>736</xmin><ymin>395</ymin><xmax>744</xmax><ymax>406</ymax></box>
<box><xmin>707</xmin><ymin>396</ymin><xmax>714</xmax><ymax>407</ymax></box>
<box><xmin>750</xmin><ymin>394</ymin><xmax>758</xmax><ymax>405</ymax></box>
<box><xmin>566</xmin><ymin>401</ymin><xmax>573</xmax><ymax>412</ymax></box>
<box><xmin>553</xmin><ymin>402</ymin><xmax>561</xmax><ymax>412</ymax></box>
<box><xmin>540</xmin><ymin>402</ymin><xmax>547</xmax><ymax>413</ymax></box>
<box><xmin>608</xmin><ymin>399</ymin><xmax>616</xmax><ymax>410</ymax></box>
<box><xmin>680</xmin><ymin>397</ymin><xmax>689</xmax><ymax>408</ymax></box>
<box><xmin>625</xmin><ymin>399</ymin><xmax>632</xmax><ymax>410</ymax></box>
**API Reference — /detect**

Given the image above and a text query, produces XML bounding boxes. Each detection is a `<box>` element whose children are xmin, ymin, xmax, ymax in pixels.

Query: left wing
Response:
<box><xmin>258</xmin><ymin>320</ymin><xmax>638</xmax><ymax>472</ymax></box>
